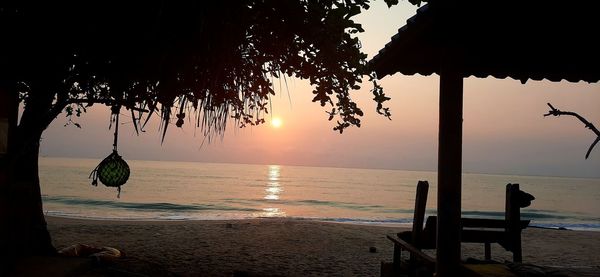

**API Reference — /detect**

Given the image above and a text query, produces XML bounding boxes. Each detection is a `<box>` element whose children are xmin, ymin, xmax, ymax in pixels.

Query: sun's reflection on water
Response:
<box><xmin>262</xmin><ymin>165</ymin><xmax>286</xmax><ymax>217</ymax></box>
<box><xmin>265</xmin><ymin>165</ymin><xmax>282</xmax><ymax>200</ymax></box>
<box><xmin>261</xmin><ymin>207</ymin><xmax>285</xmax><ymax>217</ymax></box>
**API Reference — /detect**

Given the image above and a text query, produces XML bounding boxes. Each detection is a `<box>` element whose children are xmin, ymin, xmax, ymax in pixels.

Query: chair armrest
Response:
<box><xmin>387</xmin><ymin>235</ymin><xmax>436</xmax><ymax>265</ymax></box>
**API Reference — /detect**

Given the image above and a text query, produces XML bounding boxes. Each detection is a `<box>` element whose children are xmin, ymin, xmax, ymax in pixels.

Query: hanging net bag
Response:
<box><xmin>90</xmin><ymin>105</ymin><xmax>130</xmax><ymax>197</ymax></box>
<box><xmin>90</xmin><ymin>150</ymin><xmax>130</xmax><ymax>197</ymax></box>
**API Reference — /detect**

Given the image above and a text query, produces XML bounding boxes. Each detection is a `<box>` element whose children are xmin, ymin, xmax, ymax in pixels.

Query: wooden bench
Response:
<box><xmin>422</xmin><ymin>216</ymin><xmax>530</xmax><ymax>261</ymax></box>
<box><xmin>382</xmin><ymin>181</ymin><xmax>534</xmax><ymax>276</ymax></box>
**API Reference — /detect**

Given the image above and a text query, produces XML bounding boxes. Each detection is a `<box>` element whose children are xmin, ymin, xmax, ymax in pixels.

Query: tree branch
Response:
<box><xmin>63</xmin><ymin>98</ymin><xmax>150</xmax><ymax>113</ymax></box>
<box><xmin>544</xmin><ymin>103</ymin><xmax>600</xmax><ymax>159</ymax></box>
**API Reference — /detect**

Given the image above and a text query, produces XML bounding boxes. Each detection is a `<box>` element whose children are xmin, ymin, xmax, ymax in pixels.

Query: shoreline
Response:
<box><xmin>45</xmin><ymin>216</ymin><xmax>600</xmax><ymax>276</ymax></box>
<box><xmin>45</xmin><ymin>214</ymin><xmax>600</xmax><ymax>232</ymax></box>
<box><xmin>44</xmin><ymin>212</ymin><xmax>416</xmax><ymax>227</ymax></box>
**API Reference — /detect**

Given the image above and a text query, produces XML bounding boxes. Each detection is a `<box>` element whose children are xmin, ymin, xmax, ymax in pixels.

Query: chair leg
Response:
<box><xmin>513</xmin><ymin>244</ymin><xmax>522</xmax><ymax>263</ymax></box>
<box><xmin>484</xmin><ymin>243</ymin><xmax>491</xmax><ymax>260</ymax></box>
<box><xmin>393</xmin><ymin>243</ymin><xmax>402</xmax><ymax>275</ymax></box>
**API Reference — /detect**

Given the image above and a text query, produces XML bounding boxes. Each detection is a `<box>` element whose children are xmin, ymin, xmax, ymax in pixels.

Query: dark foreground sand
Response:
<box><xmin>43</xmin><ymin>216</ymin><xmax>600</xmax><ymax>276</ymax></box>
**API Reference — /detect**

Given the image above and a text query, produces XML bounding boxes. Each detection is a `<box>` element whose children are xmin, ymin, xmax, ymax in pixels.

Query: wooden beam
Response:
<box><xmin>436</xmin><ymin>68</ymin><xmax>463</xmax><ymax>276</ymax></box>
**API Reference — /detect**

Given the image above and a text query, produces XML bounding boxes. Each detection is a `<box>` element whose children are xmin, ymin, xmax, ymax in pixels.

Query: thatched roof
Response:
<box><xmin>369</xmin><ymin>1</ymin><xmax>600</xmax><ymax>83</ymax></box>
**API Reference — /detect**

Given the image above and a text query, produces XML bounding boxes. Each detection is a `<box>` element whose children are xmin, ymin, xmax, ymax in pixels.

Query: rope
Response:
<box><xmin>113</xmin><ymin>111</ymin><xmax>119</xmax><ymax>152</ymax></box>
<box><xmin>89</xmin><ymin>105</ymin><xmax>129</xmax><ymax>198</ymax></box>
<box><xmin>112</xmin><ymin>105</ymin><xmax>120</xmax><ymax>152</ymax></box>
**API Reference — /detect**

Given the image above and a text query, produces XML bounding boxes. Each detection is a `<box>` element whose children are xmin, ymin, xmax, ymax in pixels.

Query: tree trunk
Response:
<box><xmin>5</xmin><ymin>128</ymin><xmax>56</xmax><ymax>256</ymax></box>
<box><xmin>0</xmin><ymin>82</ymin><xmax>61</xmax><ymax>272</ymax></box>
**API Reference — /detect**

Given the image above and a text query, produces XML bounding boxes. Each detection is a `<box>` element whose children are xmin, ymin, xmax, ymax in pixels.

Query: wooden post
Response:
<box><xmin>506</xmin><ymin>183</ymin><xmax>522</xmax><ymax>262</ymax></box>
<box><xmin>436</xmin><ymin>68</ymin><xmax>463</xmax><ymax>276</ymax></box>
<box><xmin>412</xmin><ymin>181</ymin><xmax>429</xmax><ymax>247</ymax></box>
<box><xmin>484</xmin><ymin>243</ymin><xmax>491</xmax><ymax>260</ymax></box>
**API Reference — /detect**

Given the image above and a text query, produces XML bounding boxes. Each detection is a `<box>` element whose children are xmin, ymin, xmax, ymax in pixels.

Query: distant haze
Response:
<box><xmin>38</xmin><ymin>2</ymin><xmax>600</xmax><ymax>178</ymax></box>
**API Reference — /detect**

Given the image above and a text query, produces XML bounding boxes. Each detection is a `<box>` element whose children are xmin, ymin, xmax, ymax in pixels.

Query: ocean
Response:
<box><xmin>39</xmin><ymin>157</ymin><xmax>600</xmax><ymax>231</ymax></box>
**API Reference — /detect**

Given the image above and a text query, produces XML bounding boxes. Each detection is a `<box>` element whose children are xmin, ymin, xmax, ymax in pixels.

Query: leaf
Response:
<box><xmin>65</xmin><ymin>106</ymin><xmax>73</xmax><ymax>116</ymax></box>
<box><xmin>384</xmin><ymin>0</ymin><xmax>400</xmax><ymax>8</ymax></box>
<box><xmin>408</xmin><ymin>0</ymin><xmax>424</xmax><ymax>7</ymax></box>
<box><xmin>347</xmin><ymin>5</ymin><xmax>361</xmax><ymax>18</ymax></box>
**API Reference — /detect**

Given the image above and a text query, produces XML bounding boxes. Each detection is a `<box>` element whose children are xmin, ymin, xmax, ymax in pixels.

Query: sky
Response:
<box><xmin>38</xmin><ymin>1</ymin><xmax>600</xmax><ymax>178</ymax></box>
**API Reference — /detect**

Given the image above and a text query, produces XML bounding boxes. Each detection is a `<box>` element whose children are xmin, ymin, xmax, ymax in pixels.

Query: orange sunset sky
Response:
<box><xmin>38</xmin><ymin>2</ymin><xmax>600</xmax><ymax>178</ymax></box>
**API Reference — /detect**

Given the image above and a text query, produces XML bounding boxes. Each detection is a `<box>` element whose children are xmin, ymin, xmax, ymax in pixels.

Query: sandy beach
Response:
<box><xmin>40</xmin><ymin>216</ymin><xmax>600</xmax><ymax>276</ymax></box>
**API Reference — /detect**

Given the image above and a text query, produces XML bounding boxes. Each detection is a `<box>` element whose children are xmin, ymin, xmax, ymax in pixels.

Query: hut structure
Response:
<box><xmin>369</xmin><ymin>1</ymin><xmax>600</xmax><ymax>275</ymax></box>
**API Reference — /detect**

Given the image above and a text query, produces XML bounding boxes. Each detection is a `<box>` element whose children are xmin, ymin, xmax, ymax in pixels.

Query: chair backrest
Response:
<box><xmin>412</xmin><ymin>180</ymin><xmax>429</xmax><ymax>247</ymax></box>
<box><xmin>506</xmin><ymin>183</ymin><xmax>532</xmax><ymax>262</ymax></box>
<box><xmin>505</xmin><ymin>183</ymin><xmax>520</xmax><ymax>233</ymax></box>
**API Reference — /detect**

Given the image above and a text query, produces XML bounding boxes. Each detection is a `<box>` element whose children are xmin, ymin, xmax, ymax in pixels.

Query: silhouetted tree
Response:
<box><xmin>0</xmin><ymin>0</ymin><xmax>417</xmax><ymax>260</ymax></box>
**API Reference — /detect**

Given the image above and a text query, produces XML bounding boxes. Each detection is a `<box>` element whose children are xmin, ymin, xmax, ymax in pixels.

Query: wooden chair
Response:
<box><xmin>382</xmin><ymin>182</ymin><xmax>533</xmax><ymax>276</ymax></box>
<box><xmin>459</xmin><ymin>183</ymin><xmax>532</xmax><ymax>262</ymax></box>
<box><xmin>383</xmin><ymin>181</ymin><xmax>434</xmax><ymax>276</ymax></box>
<box><xmin>397</xmin><ymin>181</ymin><xmax>432</xmax><ymax>250</ymax></box>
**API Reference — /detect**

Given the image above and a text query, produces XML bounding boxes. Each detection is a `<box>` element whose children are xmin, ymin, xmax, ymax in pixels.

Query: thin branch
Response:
<box><xmin>544</xmin><ymin>103</ymin><xmax>600</xmax><ymax>159</ymax></box>
<box><xmin>46</xmin><ymin>96</ymin><xmax>150</xmax><ymax>134</ymax></box>
<box><xmin>63</xmin><ymin>98</ymin><xmax>150</xmax><ymax>113</ymax></box>
<box><xmin>587</xmin><ymin>137</ymin><xmax>600</xmax><ymax>159</ymax></box>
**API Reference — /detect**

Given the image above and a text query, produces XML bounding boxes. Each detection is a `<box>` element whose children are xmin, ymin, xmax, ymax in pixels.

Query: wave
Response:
<box><xmin>222</xmin><ymin>198</ymin><xmax>405</xmax><ymax>213</ymax></box>
<box><xmin>43</xmin><ymin>195</ymin><xmax>260</xmax><ymax>212</ymax></box>
<box><xmin>43</xmin><ymin>209</ymin><xmax>600</xmax><ymax>231</ymax></box>
<box><xmin>43</xmin><ymin>195</ymin><xmax>600</xmax><ymax>231</ymax></box>
<box><xmin>529</xmin><ymin>222</ymin><xmax>600</xmax><ymax>231</ymax></box>
<box><xmin>301</xmin><ymin>217</ymin><xmax>414</xmax><ymax>225</ymax></box>
<box><xmin>457</xmin><ymin>209</ymin><xmax>599</xmax><ymax>222</ymax></box>
<box><xmin>283</xmin><ymin>216</ymin><xmax>600</xmax><ymax>231</ymax></box>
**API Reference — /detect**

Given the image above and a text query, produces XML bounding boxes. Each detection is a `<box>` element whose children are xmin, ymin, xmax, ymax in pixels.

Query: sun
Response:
<box><xmin>271</xmin><ymin>117</ymin><xmax>283</xmax><ymax>128</ymax></box>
